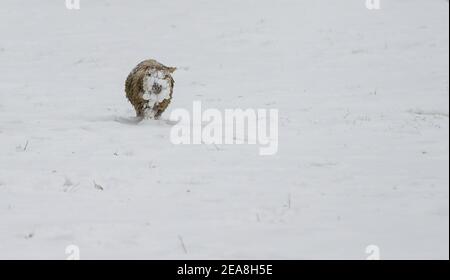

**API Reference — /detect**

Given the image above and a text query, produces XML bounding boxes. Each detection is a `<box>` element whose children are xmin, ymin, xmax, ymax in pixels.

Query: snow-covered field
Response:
<box><xmin>0</xmin><ymin>0</ymin><xmax>448</xmax><ymax>260</ymax></box>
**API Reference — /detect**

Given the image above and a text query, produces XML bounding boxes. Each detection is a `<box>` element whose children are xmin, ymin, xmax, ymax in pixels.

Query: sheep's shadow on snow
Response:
<box><xmin>87</xmin><ymin>115</ymin><xmax>179</xmax><ymax>126</ymax></box>
<box><xmin>115</xmin><ymin>116</ymin><xmax>179</xmax><ymax>126</ymax></box>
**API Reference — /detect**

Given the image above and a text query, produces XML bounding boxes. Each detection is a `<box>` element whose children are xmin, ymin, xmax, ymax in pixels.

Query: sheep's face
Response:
<box><xmin>142</xmin><ymin>69</ymin><xmax>172</xmax><ymax>110</ymax></box>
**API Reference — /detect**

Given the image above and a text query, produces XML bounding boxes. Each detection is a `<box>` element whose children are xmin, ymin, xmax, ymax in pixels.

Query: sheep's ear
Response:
<box><xmin>168</xmin><ymin>67</ymin><xmax>177</xmax><ymax>73</ymax></box>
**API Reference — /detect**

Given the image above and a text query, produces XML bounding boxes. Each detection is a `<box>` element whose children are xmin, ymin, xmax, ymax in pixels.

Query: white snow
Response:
<box><xmin>0</xmin><ymin>0</ymin><xmax>448</xmax><ymax>260</ymax></box>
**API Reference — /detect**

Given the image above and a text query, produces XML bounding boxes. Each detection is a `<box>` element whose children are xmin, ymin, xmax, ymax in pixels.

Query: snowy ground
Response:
<box><xmin>0</xmin><ymin>0</ymin><xmax>448</xmax><ymax>260</ymax></box>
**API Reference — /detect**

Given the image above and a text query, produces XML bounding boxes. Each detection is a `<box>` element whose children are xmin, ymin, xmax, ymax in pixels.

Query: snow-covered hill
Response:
<box><xmin>0</xmin><ymin>0</ymin><xmax>448</xmax><ymax>259</ymax></box>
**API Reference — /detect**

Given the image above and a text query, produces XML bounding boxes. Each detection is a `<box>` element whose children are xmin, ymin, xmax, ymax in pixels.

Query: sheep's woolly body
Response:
<box><xmin>125</xmin><ymin>59</ymin><xmax>176</xmax><ymax>119</ymax></box>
